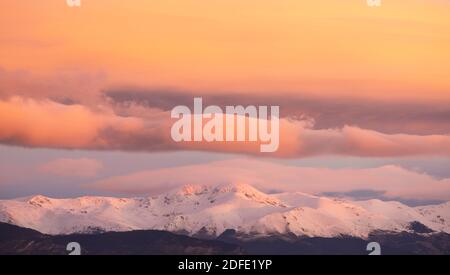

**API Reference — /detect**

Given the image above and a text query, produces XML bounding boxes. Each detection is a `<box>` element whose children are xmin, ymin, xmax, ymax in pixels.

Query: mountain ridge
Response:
<box><xmin>0</xmin><ymin>183</ymin><xmax>449</xmax><ymax>238</ymax></box>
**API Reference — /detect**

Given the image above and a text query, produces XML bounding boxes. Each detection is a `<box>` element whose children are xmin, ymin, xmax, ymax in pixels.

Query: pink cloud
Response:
<box><xmin>0</xmin><ymin>68</ymin><xmax>105</xmax><ymax>105</ymax></box>
<box><xmin>38</xmin><ymin>158</ymin><xmax>103</xmax><ymax>178</ymax></box>
<box><xmin>1</xmin><ymin>96</ymin><xmax>450</xmax><ymax>158</ymax></box>
<box><xmin>0</xmin><ymin>96</ymin><xmax>146</xmax><ymax>149</ymax></box>
<box><xmin>90</xmin><ymin>159</ymin><xmax>450</xmax><ymax>202</ymax></box>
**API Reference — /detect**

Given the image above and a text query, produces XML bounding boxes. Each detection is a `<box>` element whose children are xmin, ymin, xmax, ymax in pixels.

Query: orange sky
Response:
<box><xmin>2</xmin><ymin>1</ymin><xmax>450</xmax><ymax>202</ymax></box>
<box><xmin>1</xmin><ymin>0</ymin><xmax>450</xmax><ymax>100</ymax></box>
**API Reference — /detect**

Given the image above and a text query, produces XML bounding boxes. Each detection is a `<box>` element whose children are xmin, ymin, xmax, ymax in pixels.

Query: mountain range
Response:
<box><xmin>1</xmin><ymin>183</ymin><xmax>449</xmax><ymax>238</ymax></box>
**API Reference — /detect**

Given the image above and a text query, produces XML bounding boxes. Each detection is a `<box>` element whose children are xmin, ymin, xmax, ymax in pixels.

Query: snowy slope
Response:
<box><xmin>0</xmin><ymin>183</ymin><xmax>448</xmax><ymax>238</ymax></box>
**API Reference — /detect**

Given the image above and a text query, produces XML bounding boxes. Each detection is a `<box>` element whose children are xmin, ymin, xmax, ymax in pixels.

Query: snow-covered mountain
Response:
<box><xmin>0</xmin><ymin>183</ymin><xmax>449</xmax><ymax>238</ymax></box>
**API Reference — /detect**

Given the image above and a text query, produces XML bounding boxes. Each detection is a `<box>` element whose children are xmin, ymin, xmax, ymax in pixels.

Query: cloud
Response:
<box><xmin>295</xmin><ymin>125</ymin><xmax>450</xmax><ymax>157</ymax></box>
<box><xmin>38</xmin><ymin>158</ymin><xmax>103</xmax><ymax>178</ymax></box>
<box><xmin>0</xmin><ymin>96</ymin><xmax>148</xmax><ymax>149</ymax></box>
<box><xmin>320</xmin><ymin>190</ymin><xmax>445</xmax><ymax>207</ymax></box>
<box><xmin>0</xmin><ymin>68</ymin><xmax>106</xmax><ymax>105</ymax></box>
<box><xmin>105</xmin><ymin>88</ymin><xmax>450</xmax><ymax>135</ymax></box>
<box><xmin>1</xmin><ymin>96</ymin><xmax>450</xmax><ymax>158</ymax></box>
<box><xmin>321</xmin><ymin>190</ymin><xmax>388</xmax><ymax>201</ymax></box>
<box><xmin>3</xmin><ymin>68</ymin><xmax>450</xmax><ymax>138</ymax></box>
<box><xmin>90</xmin><ymin>158</ymin><xmax>450</xmax><ymax>203</ymax></box>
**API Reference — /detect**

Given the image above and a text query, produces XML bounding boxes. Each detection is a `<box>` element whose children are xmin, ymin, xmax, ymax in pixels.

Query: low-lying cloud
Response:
<box><xmin>90</xmin><ymin>158</ymin><xmax>450</xmax><ymax>204</ymax></box>
<box><xmin>38</xmin><ymin>158</ymin><xmax>103</xmax><ymax>178</ymax></box>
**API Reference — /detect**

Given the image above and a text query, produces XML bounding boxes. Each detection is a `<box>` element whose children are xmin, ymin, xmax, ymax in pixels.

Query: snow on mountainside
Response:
<box><xmin>0</xmin><ymin>183</ymin><xmax>449</xmax><ymax>238</ymax></box>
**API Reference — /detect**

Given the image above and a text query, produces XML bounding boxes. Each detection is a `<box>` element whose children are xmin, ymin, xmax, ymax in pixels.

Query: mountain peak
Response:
<box><xmin>166</xmin><ymin>182</ymin><xmax>286</xmax><ymax>209</ymax></box>
<box><xmin>212</xmin><ymin>182</ymin><xmax>263</xmax><ymax>195</ymax></box>
<box><xmin>210</xmin><ymin>183</ymin><xmax>286</xmax><ymax>207</ymax></box>
<box><xmin>176</xmin><ymin>184</ymin><xmax>212</xmax><ymax>196</ymax></box>
<box><xmin>27</xmin><ymin>195</ymin><xmax>53</xmax><ymax>207</ymax></box>
<box><xmin>175</xmin><ymin>182</ymin><xmax>261</xmax><ymax>196</ymax></box>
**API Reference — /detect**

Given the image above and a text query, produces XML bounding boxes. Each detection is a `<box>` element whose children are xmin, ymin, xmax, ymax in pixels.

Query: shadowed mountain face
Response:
<box><xmin>0</xmin><ymin>223</ymin><xmax>243</xmax><ymax>255</ymax></box>
<box><xmin>217</xmin><ymin>229</ymin><xmax>450</xmax><ymax>255</ymax></box>
<box><xmin>1</xmin><ymin>222</ymin><xmax>450</xmax><ymax>255</ymax></box>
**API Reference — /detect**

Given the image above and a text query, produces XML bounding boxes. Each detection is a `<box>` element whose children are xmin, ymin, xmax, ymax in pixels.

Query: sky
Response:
<box><xmin>0</xmin><ymin>0</ymin><xmax>449</xmax><ymax>205</ymax></box>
